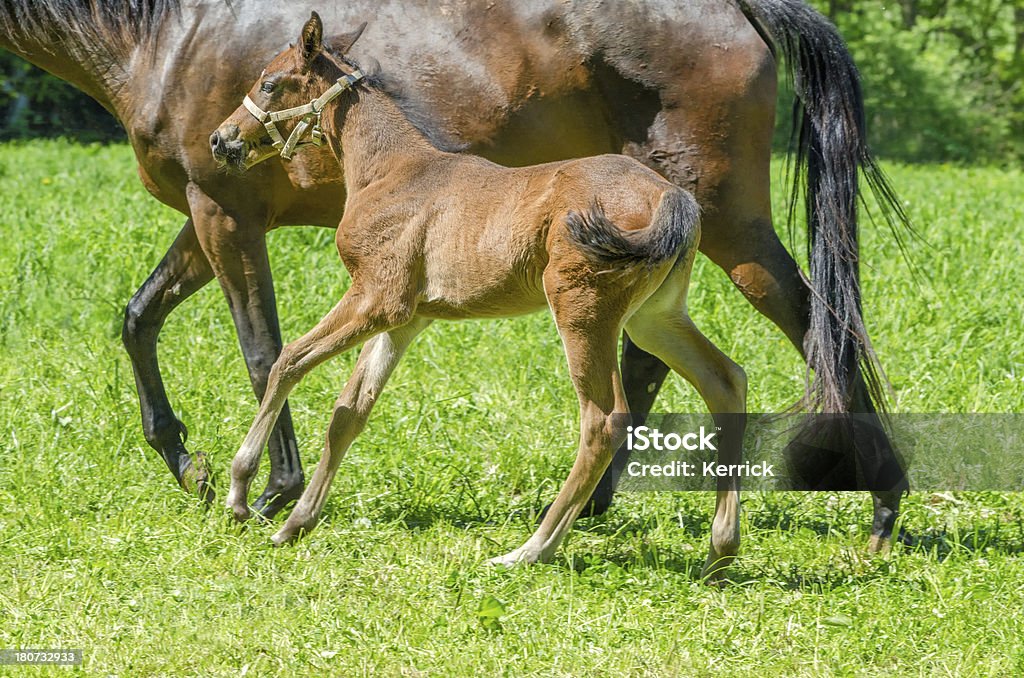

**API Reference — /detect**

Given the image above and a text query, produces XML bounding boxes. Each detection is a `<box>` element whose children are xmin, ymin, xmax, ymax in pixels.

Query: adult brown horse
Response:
<box><xmin>1</xmin><ymin>0</ymin><xmax>908</xmax><ymax>549</ymax></box>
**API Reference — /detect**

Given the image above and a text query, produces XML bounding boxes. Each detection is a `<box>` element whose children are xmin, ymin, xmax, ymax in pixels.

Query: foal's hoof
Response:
<box><xmin>225</xmin><ymin>492</ymin><xmax>251</xmax><ymax>523</ymax></box>
<box><xmin>487</xmin><ymin>547</ymin><xmax>544</xmax><ymax>568</ymax></box>
<box><xmin>701</xmin><ymin>541</ymin><xmax>738</xmax><ymax>584</ymax></box>
<box><xmin>270</xmin><ymin>527</ymin><xmax>299</xmax><ymax>547</ymax></box>
<box><xmin>231</xmin><ymin>504</ymin><xmax>252</xmax><ymax>523</ymax></box>
<box><xmin>487</xmin><ymin>550</ymin><xmax>526</xmax><ymax>568</ymax></box>
<box><xmin>700</xmin><ymin>559</ymin><xmax>734</xmax><ymax>586</ymax></box>
<box><xmin>179</xmin><ymin>451</ymin><xmax>215</xmax><ymax>505</ymax></box>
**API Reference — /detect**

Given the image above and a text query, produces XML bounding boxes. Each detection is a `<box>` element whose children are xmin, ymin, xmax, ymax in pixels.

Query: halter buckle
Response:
<box><xmin>310</xmin><ymin>119</ymin><xmax>325</xmax><ymax>146</ymax></box>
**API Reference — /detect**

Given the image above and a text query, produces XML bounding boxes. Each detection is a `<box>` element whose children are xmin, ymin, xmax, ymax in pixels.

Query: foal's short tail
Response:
<box><xmin>564</xmin><ymin>188</ymin><xmax>700</xmax><ymax>270</ymax></box>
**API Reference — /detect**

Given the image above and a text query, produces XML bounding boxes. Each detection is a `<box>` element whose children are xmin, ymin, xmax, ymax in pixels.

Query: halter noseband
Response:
<box><xmin>242</xmin><ymin>69</ymin><xmax>365</xmax><ymax>160</ymax></box>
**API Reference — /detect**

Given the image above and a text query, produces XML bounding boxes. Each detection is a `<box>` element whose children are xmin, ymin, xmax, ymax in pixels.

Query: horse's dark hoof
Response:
<box><xmin>178</xmin><ymin>451</ymin><xmax>215</xmax><ymax>505</ymax></box>
<box><xmin>876</xmin><ymin>526</ymin><xmax>913</xmax><ymax>551</ymax></box>
<box><xmin>252</xmin><ymin>480</ymin><xmax>305</xmax><ymax>519</ymax></box>
<box><xmin>867</xmin><ymin>503</ymin><xmax>904</xmax><ymax>554</ymax></box>
<box><xmin>896</xmin><ymin>527</ymin><xmax>912</xmax><ymax>546</ymax></box>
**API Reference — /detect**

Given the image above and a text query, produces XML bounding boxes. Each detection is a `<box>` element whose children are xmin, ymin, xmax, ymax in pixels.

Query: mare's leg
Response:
<box><xmin>596</xmin><ymin>31</ymin><xmax>904</xmax><ymax>548</ymax></box>
<box><xmin>626</xmin><ymin>292</ymin><xmax>748</xmax><ymax>581</ymax></box>
<box><xmin>188</xmin><ymin>185</ymin><xmax>304</xmax><ymax>518</ymax></box>
<box><xmin>704</xmin><ymin>226</ymin><xmax>906</xmax><ymax>551</ymax></box>
<box><xmin>225</xmin><ymin>286</ymin><xmax>404</xmax><ymax>521</ymax></box>
<box><xmin>272</xmin><ymin>318</ymin><xmax>432</xmax><ymax>545</ymax></box>
<box><xmin>491</xmin><ymin>269</ymin><xmax>629</xmax><ymax>566</ymax></box>
<box><xmin>122</xmin><ymin>218</ymin><xmax>215</xmax><ymax>500</ymax></box>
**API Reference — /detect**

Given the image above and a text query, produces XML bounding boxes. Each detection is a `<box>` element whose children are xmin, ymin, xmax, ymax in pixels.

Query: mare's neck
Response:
<box><xmin>327</xmin><ymin>82</ymin><xmax>439</xmax><ymax>194</ymax></box>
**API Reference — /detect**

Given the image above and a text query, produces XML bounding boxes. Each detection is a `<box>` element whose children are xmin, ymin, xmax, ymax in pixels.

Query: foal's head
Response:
<box><xmin>210</xmin><ymin>12</ymin><xmax>366</xmax><ymax>172</ymax></box>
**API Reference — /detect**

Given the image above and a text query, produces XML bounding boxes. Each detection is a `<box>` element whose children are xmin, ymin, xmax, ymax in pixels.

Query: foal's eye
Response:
<box><xmin>260</xmin><ymin>81</ymin><xmax>275</xmax><ymax>94</ymax></box>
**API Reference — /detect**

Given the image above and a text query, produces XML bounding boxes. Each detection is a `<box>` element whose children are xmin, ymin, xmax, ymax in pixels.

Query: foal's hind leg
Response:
<box><xmin>538</xmin><ymin>334</ymin><xmax>670</xmax><ymax>521</ymax></box>
<box><xmin>226</xmin><ymin>289</ymin><xmax>405</xmax><ymax>521</ymax></box>
<box><xmin>626</xmin><ymin>302</ymin><xmax>748</xmax><ymax>581</ymax></box>
<box><xmin>272</xmin><ymin>318</ymin><xmax>431</xmax><ymax>545</ymax></box>
<box><xmin>491</xmin><ymin>275</ymin><xmax>629</xmax><ymax>566</ymax></box>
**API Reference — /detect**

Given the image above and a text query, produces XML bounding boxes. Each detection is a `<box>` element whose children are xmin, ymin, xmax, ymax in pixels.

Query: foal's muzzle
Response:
<box><xmin>209</xmin><ymin>124</ymin><xmax>257</xmax><ymax>171</ymax></box>
<box><xmin>210</xmin><ymin>127</ymin><xmax>237</xmax><ymax>155</ymax></box>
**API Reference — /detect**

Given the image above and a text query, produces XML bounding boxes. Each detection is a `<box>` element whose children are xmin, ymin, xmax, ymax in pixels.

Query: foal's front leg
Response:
<box><xmin>272</xmin><ymin>318</ymin><xmax>432</xmax><ymax>545</ymax></box>
<box><xmin>226</xmin><ymin>289</ymin><xmax>397</xmax><ymax>521</ymax></box>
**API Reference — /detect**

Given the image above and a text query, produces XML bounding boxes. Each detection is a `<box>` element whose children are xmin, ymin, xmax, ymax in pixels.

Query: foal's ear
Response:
<box><xmin>327</xmin><ymin>22</ymin><xmax>368</xmax><ymax>56</ymax></box>
<box><xmin>300</xmin><ymin>11</ymin><xmax>324</xmax><ymax>67</ymax></box>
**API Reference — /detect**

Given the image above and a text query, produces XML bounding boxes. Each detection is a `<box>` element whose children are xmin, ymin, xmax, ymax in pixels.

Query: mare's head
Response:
<box><xmin>210</xmin><ymin>12</ymin><xmax>366</xmax><ymax>172</ymax></box>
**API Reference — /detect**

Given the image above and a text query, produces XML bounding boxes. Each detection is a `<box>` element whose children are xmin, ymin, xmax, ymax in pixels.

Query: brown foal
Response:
<box><xmin>213</xmin><ymin>13</ymin><xmax>746</xmax><ymax>576</ymax></box>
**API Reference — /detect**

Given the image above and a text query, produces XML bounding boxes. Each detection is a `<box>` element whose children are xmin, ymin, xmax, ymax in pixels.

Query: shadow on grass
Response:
<box><xmin>316</xmin><ymin>480</ymin><xmax>1024</xmax><ymax>586</ymax></box>
<box><xmin>570</xmin><ymin>507</ymin><xmax>1024</xmax><ymax>588</ymax></box>
<box><xmin>900</xmin><ymin>523</ymin><xmax>1024</xmax><ymax>560</ymax></box>
<box><xmin>320</xmin><ymin>463</ymin><xmax>505</xmax><ymax>532</ymax></box>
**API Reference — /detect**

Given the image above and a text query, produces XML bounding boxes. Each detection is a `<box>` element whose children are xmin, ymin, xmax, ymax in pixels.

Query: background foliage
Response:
<box><xmin>2</xmin><ymin>0</ymin><xmax>1022</xmax><ymax>161</ymax></box>
<box><xmin>798</xmin><ymin>0</ymin><xmax>1024</xmax><ymax>163</ymax></box>
<box><xmin>0</xmin><ymin>52</ymin><xmax>123</xmax><ymax>142</ymax></box>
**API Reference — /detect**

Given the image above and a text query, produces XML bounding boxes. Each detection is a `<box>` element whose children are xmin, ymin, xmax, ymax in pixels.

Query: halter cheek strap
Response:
<box><xmin>242</xmin><ymin>68</ymin><xmax>365</xmax><ymax>160</ymax></box>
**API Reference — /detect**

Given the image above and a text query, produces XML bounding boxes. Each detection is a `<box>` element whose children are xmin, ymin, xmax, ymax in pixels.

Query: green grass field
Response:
<box><xmin>1</xmin><ymin>141</ymin><xmax>1022</xmax><ymax>676</ymax></box>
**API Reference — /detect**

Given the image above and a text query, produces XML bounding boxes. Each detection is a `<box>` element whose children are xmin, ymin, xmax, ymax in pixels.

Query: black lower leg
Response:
<box><xmin>217</xmin><ymin>237</ymin><xmax>305</xmax><ymax>518</ymax></box>
<box><xmin>849</xmin><ymin>379</ymin><xmax>910</xmax><ymax>550</ymax></box>
<box><xmin>123</xmin><ymin>219</ymin><xmax>215</xmax><ymax>501</ymax></box>
<box><xmin>252</xmin><ymin>403</ymin><xmax>305</xmax><ymax>516</ymax></box>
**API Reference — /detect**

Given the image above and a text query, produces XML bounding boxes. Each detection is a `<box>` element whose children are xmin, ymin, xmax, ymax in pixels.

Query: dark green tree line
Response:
<box><xmin>0</xmin><ymin>52</ymin><xmax>123</xmax><ymax>142</ymax></box>
<box><xmin>805</xmin><ymin>0</ymin><xmax>1022</xmax><ymax>162</ymax></box>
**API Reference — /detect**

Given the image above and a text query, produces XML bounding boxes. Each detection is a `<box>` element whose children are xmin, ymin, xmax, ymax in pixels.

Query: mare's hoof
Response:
<box><xmin>179</xmin><ymin>451</ymin><xmax>215</xmax><ymax>505</ymax></box>
<box><xmin>252</xmin><ymin>481</ymin><xmax>305</xmax><ymax>519</ymax></box>
<box><xmin>867</xmin><ymin>527</ymin><xmax>912</xmax><ymax>554</ymax></box>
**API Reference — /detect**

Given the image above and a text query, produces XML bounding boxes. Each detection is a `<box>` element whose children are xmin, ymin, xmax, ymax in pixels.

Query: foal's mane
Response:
<box><xmin>0</xmin><ymin>0</ymin><xmax>180</xmax><ymax>54</ymax></box>
<box><xmin>320</xmin><ymin>45</ymin><xmax>468</xmax><ymax>154</ymax></box>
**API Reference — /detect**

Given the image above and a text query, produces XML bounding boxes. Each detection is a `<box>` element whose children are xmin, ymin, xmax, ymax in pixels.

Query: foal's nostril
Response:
<box><xmin>209</xmin><ymin>131</ymin><xmax>221</xmax><ymax>151</ymax></box>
